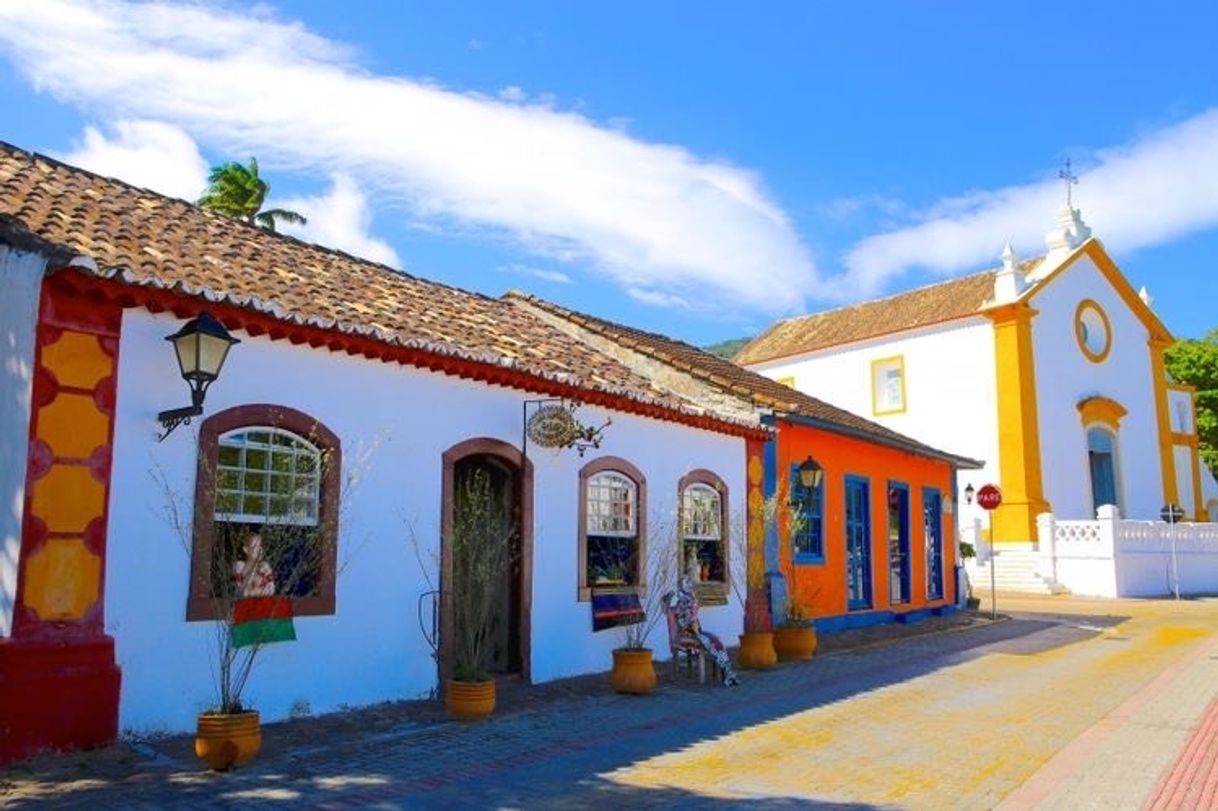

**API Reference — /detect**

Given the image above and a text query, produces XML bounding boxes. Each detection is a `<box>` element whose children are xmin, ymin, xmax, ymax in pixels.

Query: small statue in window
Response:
<box><xmin>668</xmin><ymin>557</ymin><xmax>739</xmax><ymax>686</ymax></box>
<box><xmin>231</xmin><ymin>527</ymin><xmax>275</xmax><ymax>597</ymax></box>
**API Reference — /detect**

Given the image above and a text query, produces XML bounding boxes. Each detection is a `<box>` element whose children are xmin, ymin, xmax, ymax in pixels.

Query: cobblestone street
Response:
<box><xmin>5</xmin><ymin>596</ymin><xmax>1218</xmax><ymax>809</ymax></box>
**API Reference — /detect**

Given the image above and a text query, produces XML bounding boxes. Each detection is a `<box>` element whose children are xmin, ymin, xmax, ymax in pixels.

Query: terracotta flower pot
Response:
<box><xmin>774</xmin><ymin>625</ymin><xmax>818</xmax><ymax>661</ymax></box>
<box><xmin>195</xmin><ymin>710</ymin><xmax>261</xmax><ymax>771</ymax></box>
<box><xmin>737</xmin><ymin>632</ymin><xmax>778</xmax><ymax>669</ymax></box>
<box><xmin>446</xmin><ymin>678</ymin><xmax>496</xmax><ymax>721</ymax></box>
<box><xmin>610</xmin><ymin>647</ymin><xmax>657</xmax><ymax>694</ymax></box>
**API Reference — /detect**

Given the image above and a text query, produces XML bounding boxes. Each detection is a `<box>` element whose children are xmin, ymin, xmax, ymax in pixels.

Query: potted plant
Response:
<box><xmin>773</xmin><ymin>594</ymin><xmax>818</xmax><ymax>661</ymax></box>
<box><xmin>730</xmin><ymin>489</ymin><xmax>806</xmax><ymax>669</ymax></box>
<box><xmin>444</xmin><ymin>467</ymin><xmax>518</xmax><ymax>720</ymax></box>
<box><xmin>154</xmin><ymin>424</ymin><xmax>368</xmax><ymax>770</ymax></box>
<box><xmin>609</xmin><ymin>535</ymin><xmax>677</xmax><ymax>695</ymax></box>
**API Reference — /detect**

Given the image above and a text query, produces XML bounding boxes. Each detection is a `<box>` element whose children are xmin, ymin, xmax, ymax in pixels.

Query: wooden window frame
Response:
<box><xmin>186</xmin><ymin>404</ymin><xmax>341</xmax><ymax>621</ymax></box>
<box><xmin>578</xmin><ymin>456</ymin><xmax>647</xmax><ymax>602</ymax></box>
<box><xmin>678</xmin><ymin>469</ymin><xmax>730</xmax><ymax>605</ymax></box>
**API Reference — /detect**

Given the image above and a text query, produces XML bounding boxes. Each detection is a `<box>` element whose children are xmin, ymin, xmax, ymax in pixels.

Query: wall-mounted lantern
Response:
<box><xmin>157</xmin><ymin>312</ymin><xmax>240</xmax><ymax>441</ymax></box>
<box><xmin>963</xmin><ymin>483</ymin><xmax>976</xmax><ymax>505</ymax></box>
<box><xmin>797</xmin><ymin>455</ymin><xmax>823</xmax><ymax>489</ymax></box>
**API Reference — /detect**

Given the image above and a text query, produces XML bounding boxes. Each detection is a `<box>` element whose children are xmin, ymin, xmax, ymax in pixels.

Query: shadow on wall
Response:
<box><xmin>1</xmin><ymin>324</ymin><xmax>36</xmax><ymax>633</ymax></box>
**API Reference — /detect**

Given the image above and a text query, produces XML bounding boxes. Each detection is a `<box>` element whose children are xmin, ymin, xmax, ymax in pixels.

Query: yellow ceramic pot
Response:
<box><xmin>774</xmin><ymin>625</ymin><xmax>818</xmax><ymax>661</ymax></box>
<box><xmin>737</xmin><ymin>632</ymin><xmax>778</xmax><ymax>669</ymax></box>
<box><xmin>610</xmin><ymin>648</ymin><xmax>657</xmax><ymax>694</ymax></box>
<box><xmin>195</xmin><ymin>711</ymin><xmax>261</xmax><ymax>771</ymax></box>
<box><xmin>446</xmin><ymin>678</ymin><xmax>496</xmax><ymax>721</ymax></box>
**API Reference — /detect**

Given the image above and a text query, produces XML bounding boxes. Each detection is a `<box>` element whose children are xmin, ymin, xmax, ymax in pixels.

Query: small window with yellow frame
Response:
<box><xmin>871</xmin><ymin>356</ymin><xmax>906</xmax><ymax>415</ymax></box>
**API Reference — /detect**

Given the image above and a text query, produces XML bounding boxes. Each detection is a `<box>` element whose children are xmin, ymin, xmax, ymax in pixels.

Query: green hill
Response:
<box><xmin>702</xmin><ymin>337</ymin><xmax>752</xmax><ymax>360</ymax></box>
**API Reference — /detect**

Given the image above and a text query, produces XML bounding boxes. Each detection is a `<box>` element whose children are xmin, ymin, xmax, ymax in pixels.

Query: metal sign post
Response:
<box><xmin>977</xmin><ymin>484</ymin><xmax>1003</xmax><ymax>619</ymax></box>
<box><xmin>1161</xmin><ymin>503</ymin><xmax>1184</xmax><ymax>600</ymax></box>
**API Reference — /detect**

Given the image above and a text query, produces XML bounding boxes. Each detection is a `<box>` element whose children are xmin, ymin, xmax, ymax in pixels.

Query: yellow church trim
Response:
<box><xmin>985</xmin><ymin>302</ymin><xmax>1049</xmax><ymax>542</ymax></box>
<box><xmin>1148</xmin><ymin>336</ymin><xmax>1180</xmax><ymax>511</ymax></box>
<box><xmin>1076</xmin><ymin>396</ymin><xmax>1127</xmax><ymax>429</ymax></box>
<box><xmin>1025</xmin><ymin>240</ymin><xmax>1172</xmax><ymax>343</ymax></box>
<box><xmin>1073</xmin><ymin>299</ymin><xmax>1113</xmax><ymax>363</ymax></box>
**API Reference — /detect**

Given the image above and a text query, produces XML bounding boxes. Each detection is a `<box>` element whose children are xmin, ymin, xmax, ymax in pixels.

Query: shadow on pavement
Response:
<box><xmin>1</xmin><ymin>614</ymin><xmax>1105</xmax><ymax>809</ymax></box>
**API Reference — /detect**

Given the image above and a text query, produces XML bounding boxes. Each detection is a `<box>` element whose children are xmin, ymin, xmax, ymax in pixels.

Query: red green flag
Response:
<box><xmin>231</xmin><ymin>596</ymin><xmax>296</xmax><ymax>648</ymax></box>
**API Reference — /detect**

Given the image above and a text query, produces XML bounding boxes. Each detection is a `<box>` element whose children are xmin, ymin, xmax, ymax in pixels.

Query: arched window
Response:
<box><xmin>679</xmin><ymin>470</ymin><xmax>729</xmax><ymax>604</ymax></box>
<box><xmin>1087</xmin><ymin>426</ymin><xmax>1121</xmax><ymax>516</ymax></box>
<box><xmin>578</xmin><ymin>458</ymin><xmax>646</xmax><ymax>601</ymax></box>
<box><xmin>188</xmin><ymin>405</ymin><xmax>341</xmax><ymax>620</ymax></box>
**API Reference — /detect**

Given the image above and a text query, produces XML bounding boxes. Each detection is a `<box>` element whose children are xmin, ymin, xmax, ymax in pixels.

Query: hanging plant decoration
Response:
<box><xmin>525</xmin><ymin>400</ymin><xmax>611</xmax><ymax>456</ymax></box>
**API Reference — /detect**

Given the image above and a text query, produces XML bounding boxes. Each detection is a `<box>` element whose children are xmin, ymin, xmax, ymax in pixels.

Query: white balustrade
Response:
<box><xmin>1035</xmin><ymin>507</ymin><xmax>1218</xmax><ymax>597</ymax></box>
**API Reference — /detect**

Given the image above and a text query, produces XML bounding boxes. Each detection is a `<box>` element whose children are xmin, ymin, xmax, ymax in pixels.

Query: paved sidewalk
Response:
<box><xmin>4</xmin><ymin>598</ymin><xmax>1217</xmax><ymax>809</ymax></box>
<box><xmin>995</xmin><ymin>595</ymin><xmax>1218</xmax><ymax>811</ymax></box>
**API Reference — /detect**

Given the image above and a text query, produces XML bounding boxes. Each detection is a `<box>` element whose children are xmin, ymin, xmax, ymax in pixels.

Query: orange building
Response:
<box><xmin>768</xmin><ymin>414</ymin><xmax>975</xmax><ymax>629</ymax></box>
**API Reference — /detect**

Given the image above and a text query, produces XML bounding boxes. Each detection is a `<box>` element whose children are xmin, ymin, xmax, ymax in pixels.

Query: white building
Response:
<box><xmin>738</xmin><ymin>205</ymin><xmax>1217</xmax><ymax>595</ymax></box>
<box><xmin>0</xmin><ymin>142</ymin><xmax>759</xmax><ymax>755</ymax></box>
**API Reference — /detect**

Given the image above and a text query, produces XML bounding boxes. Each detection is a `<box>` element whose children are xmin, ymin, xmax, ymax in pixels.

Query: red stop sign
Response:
<box><xmin>976</xmin><ymin>484</ymin><xmax>1002</xmax><ymax>511</ymax></box>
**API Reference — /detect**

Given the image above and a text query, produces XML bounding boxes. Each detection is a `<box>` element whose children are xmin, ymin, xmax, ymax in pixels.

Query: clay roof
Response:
<box><xmin>734</xmin><ymin>270</ymin><xmax>1008</xmax><ymax>365</ymax></box>
<box><xmin>505</xmin><ymin>292</ymin><xmax>982</xmax><ymax>468</ymax></box>
<box><xmin>0</xmin><ymin>142</ymin><xmax>779</xmax><ymax>432</ymax></box>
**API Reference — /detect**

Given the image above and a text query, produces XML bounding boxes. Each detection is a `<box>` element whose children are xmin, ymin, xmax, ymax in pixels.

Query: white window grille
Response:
<box><xmin>214</xmin><ymin>427</ymin><xmax>321</xmax><ymax>526</ymax></box>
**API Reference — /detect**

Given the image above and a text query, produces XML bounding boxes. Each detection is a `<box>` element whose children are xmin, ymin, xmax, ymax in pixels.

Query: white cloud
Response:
<box><xmin>498</xmin><ymin>85</ymin><xmax>525</xmax><ymax>103</ymax></box>
<box><xmin>497</xmin><ymin>263</ymin><xmax>572</xmax><ymax>284</ymax></box>
<box><xmin>277</xmin><ymin>174</ymin><xmax>401</xmax><ymax>268</ymax></box>
<box><xmin>837</xmin><ymin>109</ymin><xmax>1218</xmax><ymax>299</ymax></box>
<box><xmin>626</xmin><ymin>287</ymin><xmax>691</xmax><ymax>310</ymax></box>
<box><xmin>56</xmin><ymin>119</ymin><xmax>208</xmax><ymax>201</ymax></box>
<box><xmin>0</xmin><ymin>0</ymin><xmax>817</xmax><ymax>313</ymax></box>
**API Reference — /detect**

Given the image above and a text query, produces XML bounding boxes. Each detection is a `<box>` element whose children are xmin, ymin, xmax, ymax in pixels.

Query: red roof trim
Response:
<box><xmin>50</xmin><ymin>270</ymin><xmax>769</xmax><ymax>441</ymax></box>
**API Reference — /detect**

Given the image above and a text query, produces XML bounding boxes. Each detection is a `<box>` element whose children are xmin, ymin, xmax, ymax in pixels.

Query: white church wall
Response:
<box><xmin>106</xmin><ymin>308</ymin><xmax>743</xmax><ymax>734</ymax></box>
<box><xmin>0</xmin><ymin>247</ymin><xmax>46</xmax><ymax>637</ymax></box>
<box><xmin>747</xmin><ymin>318</ymin><xmax>997</xmax><ymax>527</ymax></box>
<box><xmin>1030</xmin><ymin>253</ymin><xmax>1162</xmax><ymax>521</ymax></box>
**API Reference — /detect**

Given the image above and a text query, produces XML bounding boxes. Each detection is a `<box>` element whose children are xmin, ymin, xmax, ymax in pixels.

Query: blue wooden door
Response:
<box><xmin>887</xmin><ymin>482</ymin><xmax>911</xmax><ymax>605</ymax></box>
<box><xmin>845</xmin><ymin>476</ymin><xmax>872</xmax><ymax>610</ymax></box>
<box><xmin>923</xmin><ymin>488</ymin><xmax>943</xmax><ymax>601</ymax></box>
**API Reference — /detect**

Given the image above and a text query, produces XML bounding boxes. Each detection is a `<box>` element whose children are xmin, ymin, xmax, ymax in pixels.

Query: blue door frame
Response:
<box><xmin>923</xmin><ymin>487</ymin><xmax>943</xmax><ymax>601</ymax></box>
<box><xmin>845</xmin><ymin>475</ymin><xmax>872</xmax><ymax>610</ymax></box>
<box><xmin>887</xmin><ymin>481</ymin><xmax>911</xmax><ymax>605</ymax></box>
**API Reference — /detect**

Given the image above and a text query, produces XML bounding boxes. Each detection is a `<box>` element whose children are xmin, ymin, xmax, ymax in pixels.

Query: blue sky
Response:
<box><xmin>1</xmin><ymin>1</ymin><xmax>1217</xmax><ymax>346</ymax></box>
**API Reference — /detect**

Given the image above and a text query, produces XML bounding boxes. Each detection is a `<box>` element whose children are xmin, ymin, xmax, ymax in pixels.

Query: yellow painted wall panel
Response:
<box><xmin>23</xmin><ymin>538</ymin><xmax>101</xmax><ymax>620</ymax></box>
<box><xmin>40</xmin><ymin>331</ymin><xmax>111</xmax><ymax>390</ymax></box>
<box><xmin>30</xmin><ymin>465</ymin><xmax>105</xmax><ymax>533</ymax></box>
<box><xmin>37</xmin><ymin>392</ymin><xmax>109</xmax><ymax>458</ymax></box>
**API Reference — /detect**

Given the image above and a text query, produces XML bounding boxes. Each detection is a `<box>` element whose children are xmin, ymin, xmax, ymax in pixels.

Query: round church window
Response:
<box><xmin>1074</xmin><ymin>300</ymin><xmax>1112</xmax><ymax>363</ymax></box>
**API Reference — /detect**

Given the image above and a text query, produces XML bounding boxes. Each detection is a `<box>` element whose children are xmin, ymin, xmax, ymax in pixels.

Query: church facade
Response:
<box><xmin>738</xmin><ymin>206</ymin><xmax>1216</xmax><ymax>551</ymax></box>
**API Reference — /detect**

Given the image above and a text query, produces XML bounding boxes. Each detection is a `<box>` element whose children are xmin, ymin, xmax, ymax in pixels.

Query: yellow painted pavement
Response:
<box><xmin>605</xmin><ymin>596</ymin><xmax>1218</xmax><ymax>809</ymax></box>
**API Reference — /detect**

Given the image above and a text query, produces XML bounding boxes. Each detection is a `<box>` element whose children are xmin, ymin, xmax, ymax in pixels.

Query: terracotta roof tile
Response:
<box><xmin>734</xmin><ymin>270</ymin><xmax>1010</xmax><ymax>365</ymax></box>
<box><xmin>0</xmin><ymin>141</ymin><xmax>726</xmax><ymax>421</ymax></box>
<box><xmin>505</xmin><ymin>292</ymin><xmax>982</xmax><ymax>467</ymax></box>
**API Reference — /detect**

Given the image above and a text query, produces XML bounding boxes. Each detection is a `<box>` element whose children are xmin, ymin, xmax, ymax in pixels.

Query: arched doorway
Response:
<box><xmin>440</xmin><ymin>438</ymin><xmax>533</xmax><ymax>684</ymax></box>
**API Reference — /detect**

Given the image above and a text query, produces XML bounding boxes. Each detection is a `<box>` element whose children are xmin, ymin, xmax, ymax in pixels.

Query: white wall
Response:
<box><xmin>1029</xmin><ymin>254</ymin><xmax>1162</xmax><ymax>521</ymax></box>
<box><xmin>747</xmin><ymin>318</ymin><xmax>997</xmax><ymax>528</ymax></box>
<box><xmin>107</xmin><ymin>308</ymin><xmax>743</xmax><ymax>734</ymax></box>
<box><xmin>0</xmin><ymin>247</ymin><xmax>45</xmax><ymax>637</ymax></box>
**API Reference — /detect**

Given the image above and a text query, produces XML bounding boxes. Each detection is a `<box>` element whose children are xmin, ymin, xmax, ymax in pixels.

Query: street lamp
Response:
<box><xmin>157</xmin><ymin>312</ymin><xmax>240</xmax><ymax>440</ymax></box>
<box><xmin>797</xmin><ymin>455</ymin><xmax>823</xmax><ymax>489</ymax></box>
<box><xmin>964</xmin><ymin>483</ymin><xmax>976</xmax><ymax>505</ymax></box>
